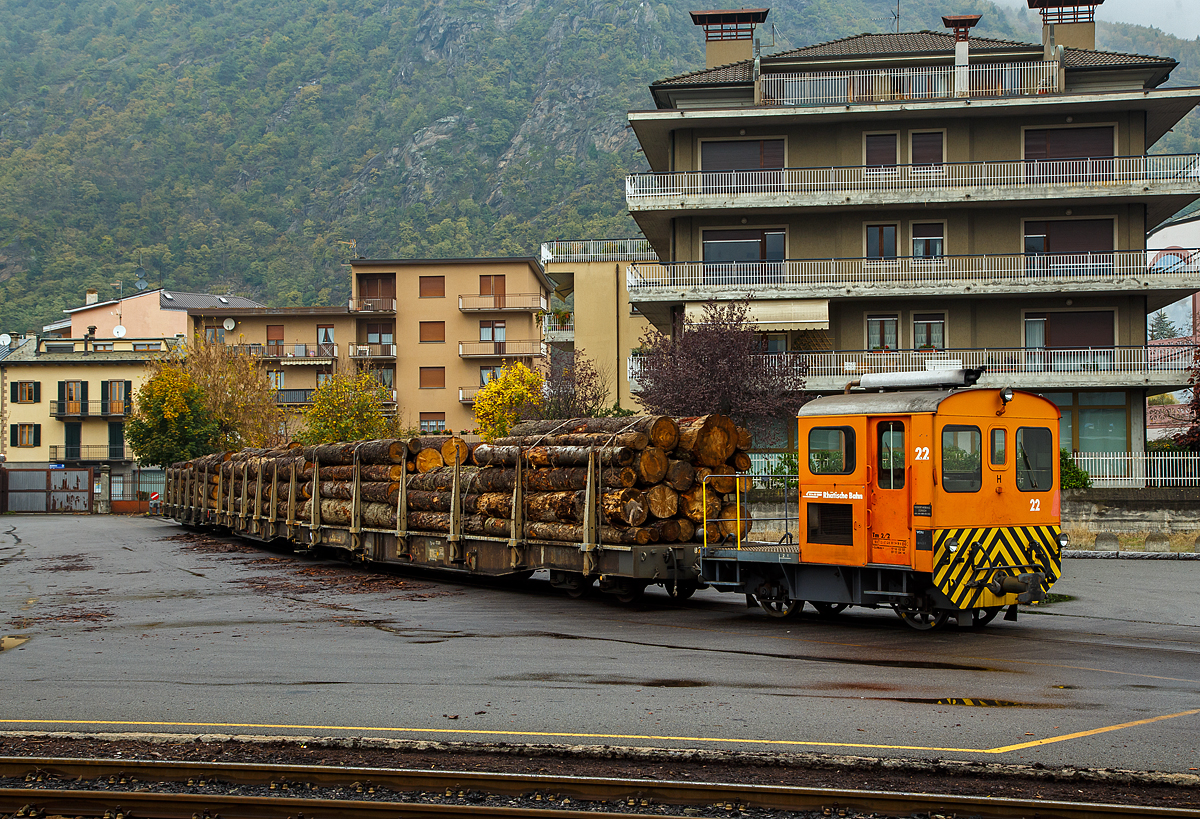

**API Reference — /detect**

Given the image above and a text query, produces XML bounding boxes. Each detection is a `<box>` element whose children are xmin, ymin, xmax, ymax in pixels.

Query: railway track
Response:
<box><xmin>1</xmin><ymin>756</ymin><xmax>1197</xmax><ymax>819</ymax></box>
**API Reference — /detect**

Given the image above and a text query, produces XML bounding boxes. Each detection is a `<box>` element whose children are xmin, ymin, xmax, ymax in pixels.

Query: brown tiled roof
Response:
<box><xmin>653</xmin><ymin>31</ymin><xmax>1175</xmax><ymax>87</ymax></box>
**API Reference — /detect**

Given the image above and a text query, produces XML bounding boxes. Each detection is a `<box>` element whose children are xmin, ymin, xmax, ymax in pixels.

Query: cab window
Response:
<box><xmin>1016</xmin><ymin>427</ymin><xmax>1054</xmax><ymax>491</ymax></box>
<box><xmin>990</xmin><ymin>428</ymin><xmax>1006</xmax><ymax>466</ymax></box>
<box><xmin>878</xmin><ymin>422</ymin><xmax>904</xmax><ymax>489</ymax></box>
<box><xmin>809</xmin><ymin>427</ymin><xmax>855</xmax><ymax>475</ymax></box>
<box><xmin>941</xmin><ymin>425</ymin><xmax>982</xmax><ymax>492</ymax></box>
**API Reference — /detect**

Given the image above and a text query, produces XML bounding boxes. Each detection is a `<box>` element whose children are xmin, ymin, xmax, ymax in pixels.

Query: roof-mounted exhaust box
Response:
<box><xmin>690</xmin><ymin>8</ymin><xmax>769</xmax><ymax>69</ymax></box>
<box><xmin>1028</xmin><ymin>0</ymin><xmax>1104</xmax><ymax>51</ymax></box>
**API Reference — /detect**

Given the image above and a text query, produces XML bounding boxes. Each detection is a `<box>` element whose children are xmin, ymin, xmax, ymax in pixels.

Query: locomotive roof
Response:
<box><xmin>798</xmin><ymin>390</ymin><xmax>961</xmax><ymax>417</ymax></box>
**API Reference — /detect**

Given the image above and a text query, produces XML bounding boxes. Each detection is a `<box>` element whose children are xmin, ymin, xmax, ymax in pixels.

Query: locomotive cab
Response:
<box><xmin>700</xmin><ymin>375</ymin><xmax>1064</xmax><ymax>630</ymax></box>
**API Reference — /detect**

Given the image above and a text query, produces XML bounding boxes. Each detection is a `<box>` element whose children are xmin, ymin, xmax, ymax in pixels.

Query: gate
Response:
<box><xmin>1</xmin><ymin>468</ymin><xmax>93</xmax><ymax>513</ymax></box>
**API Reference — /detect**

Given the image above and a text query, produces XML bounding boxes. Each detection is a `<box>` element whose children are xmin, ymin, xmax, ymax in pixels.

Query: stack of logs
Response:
<box><xmin>169</xmin><ymin>414</ymin><xmax>754</xmax><ymax>545</ymax></box>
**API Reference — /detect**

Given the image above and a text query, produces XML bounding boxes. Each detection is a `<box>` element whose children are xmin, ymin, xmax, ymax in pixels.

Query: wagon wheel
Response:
<box><xmin>968</xmin><ymin>607</ymin><xmax>1002</xmax><ymax>629</ymax></box>
<box><xmin>563</xmin><ymin>574</ymin><xmax>594</xmax><ymax>599</ymax></box>
<box><xmin>667</xmin><ymin>580</ymin><xmax>698</xmax><ymax>601</ymax></box>
<box><xmin>759</xmin><ymin>597</ymin><xmax>804</xmax><ymax>619</ymax></box>
<box><xmin>894</xmin><ymin>604</ymin><xmax>950</xmax><ymax>630</ymax></box>
<box><xmin>613</xmin><ymin>581</ymin><xmax>648</xmax><ymax>604</ymax></box>
<box><xmin>812</xmin><ymin>602</ymin><xmax>849</xmax><ymax>618</ymax></box>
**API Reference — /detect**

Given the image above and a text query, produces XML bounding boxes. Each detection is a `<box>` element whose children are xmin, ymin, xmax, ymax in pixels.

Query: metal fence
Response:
<box><xmin>540</xmin><ymin>239</ymin><xmax>657</xmax><ymax>263</ymax></box>
<box><xmin>1070</xmin><ymin>451</ymin><xmax>1200</xmax><ymax>488</ymax></box>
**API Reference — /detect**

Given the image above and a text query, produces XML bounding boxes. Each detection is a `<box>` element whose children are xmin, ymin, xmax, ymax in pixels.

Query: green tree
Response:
<box><xmin>126</xmin><ymin>364</ymin><xmax>220</xmax><ymax>467</ymax></box>
<box><xmin>297</xmin><ymin>369</ymin><xmax>398</xmax><ymax>444</ymax></box>
<box><xmin>473</xmin><ymin>361</ymin><xmax>543</xmax><ymax>441</ymax></box>
<box><xmin>1149</xmin><ymin>310</ymin><xmax>1181</xmax><ymax>340</ymax></box>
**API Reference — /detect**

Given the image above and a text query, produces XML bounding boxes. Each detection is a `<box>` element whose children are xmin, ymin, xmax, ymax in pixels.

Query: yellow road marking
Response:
<box><xmin>4</xmin><ymin>711</ymin><xmax>1199</xmax><ymax>755</ymax></box>
<box><xmin>985</xmin><ymin>708</ymin><xmax>1200</xmax><ymax>753</ymax></box>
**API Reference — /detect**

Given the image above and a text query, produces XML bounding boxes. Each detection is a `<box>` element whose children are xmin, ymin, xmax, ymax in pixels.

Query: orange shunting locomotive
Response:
<box><xmin>700</xmin><ymin>369</ymin><xmax>1066</xmax><ymax>630</ymax></box>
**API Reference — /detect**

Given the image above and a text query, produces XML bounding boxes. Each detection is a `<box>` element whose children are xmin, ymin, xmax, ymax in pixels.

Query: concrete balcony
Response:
<box><xmin>458</xmin><ymin>339</ymin><xmax>544</xmax><ymax>358</ymax></box>
<box><xmin>759</xmin><ymin>60</ymin><xmax>1061</xmax><ymax>108</ymax></box>
<box><xmin>232</xmin><ymin>343</ymin><xmax>338</xmax><ymax>362</ymax></box>
<box><xmin>458</xmin><ymin>293</ymin><xmax>548</xmax><ymax>312</ymax></box>
<box><xmin>625</xmin><ymin>155</ymin><xmax>1200</xmax><ymax>226</ymax></box>
<box><xmin>627</xmin><ymin>250</ymin><xmax>1200</xmax><ymax>309</ymax></box>
<box><xmin>459</xmin><ymin>386</ymin><xmax>481</xmax><ymax>404</ymax></box>
<box><xmin>49</xmin><ymin>444</ymin><xmax>134</xmax><ymax>461</ymax></box>
<box><xmin>540</xmin><ymin>239</ymin><xmax>657</xmax><ymax>263</ymax></box>
<box><xmin>542</xmin><ymin>314</ymin><xmax>575</xmax><ymax>343</ymax></box>
<box><xmin>349</xmin><ymin>343</ymin><xmax>396</xmax><ymax>359</ymax></box>
<box><xmin>275</xmin><ymin>389</ymin><xmax>315</xmax><ymax>405</ymax></box>
<box><xmin>350</xmin><ymin>298</ymin><xmax>396</xmax><ymax>312</ymax></box>
<box><xmin>803</xmin><ymin>345</ymin><xmax>1196</xmax><ymax>393</ymax></box>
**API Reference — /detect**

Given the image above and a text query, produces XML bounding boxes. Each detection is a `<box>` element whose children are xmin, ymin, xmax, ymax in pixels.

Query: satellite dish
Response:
<box><xmin>113</xmin><ymin>325</ymin><xmax>127</xmax><ymax>338</ymax></box>
<box><xmin>222</xmin><ymin>317</ymin><xmax>237</xmax><ymax>331</ymax></box>
<box><xmin>135</xmin><ymin>280</ymin><xmax>148</xmax><ymax>291</ymax></box>
<box><xmin>134</xmin><ymin>266</ymin><xmax>147</xmax><ymax>280</ymax></box>
<box><xmin>0</xmin><ymin>334</ymin><xmax>10</xmax><ymax>347</ymax></box>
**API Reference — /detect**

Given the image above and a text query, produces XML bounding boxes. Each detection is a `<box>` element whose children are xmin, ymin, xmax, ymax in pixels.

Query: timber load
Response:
<box><xmin>165</xmin><ymin>414</ymin><xmax>754</xmax><ymax>545</ymax></box>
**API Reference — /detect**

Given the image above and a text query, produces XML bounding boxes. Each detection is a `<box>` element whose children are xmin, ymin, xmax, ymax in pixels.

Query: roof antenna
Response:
<box><xmin>871</xmin><ymin>0</ymin><xmax>901</xmax><ymax>34</ymax></box>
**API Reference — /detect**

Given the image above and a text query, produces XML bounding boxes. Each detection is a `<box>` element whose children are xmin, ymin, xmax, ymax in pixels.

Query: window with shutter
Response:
<box><xmin>701</xmin><ymin>139</ymin><xmax>785</xmax><ymax>170</ymax></box>
<box><xmin>912</xmin><ymin>223</ymin><xmax>945</xmax><ymax>258</ymax></box>
<box><xmin>865</xmin><ymin>134</ymin><xmax>898</xmax><ymax>167</ymax></box>
<box><xmin>419</xmin><ymin>276</ymin><xmax>445</xmax><ymax>298</ymax></box>
<box><xmin>419</xmin><ymin>412</ymin><xmax>446</xmax><ymax>433</ymax></box>
<box><xmin>266</xmin><ymin>325</ymin><xmax>284</xmax><ymax>356</ymax></box>
<box><xmin>911</xmin><ymin>132</ymin><xmax>944</xmax><ymax>165</ymax></box>
<box><xmin>419</xmin><ymin>322</ymin><xmax>446</xmax><ymax>343</ymax></box>
<box><xmin>419</xmin><ymin>367</ymin><xmax>446</xmax><ymax>389</ymax></box>
<box><xmin>1024</xmin><ymin>126</ymin><xmax>1114</xmax><ymax>160</ymax></box>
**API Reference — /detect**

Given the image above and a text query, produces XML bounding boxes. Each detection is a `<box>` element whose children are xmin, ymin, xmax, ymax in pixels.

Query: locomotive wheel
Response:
<box><xmin>812</xmin><ymin>602</ymin><xmax>848</xmax><ymax>617</ymax></box>
<box><xmin>759</xmin><ymin>597</ymin><xmax>804</xmax><ymax>619</ymax></box>
<box><xmin>894</xmin><ymin>605</ymin><xmax>950</xmax><ymax>630</ymax></box>
<box><xmin>968</xmin><ymin>607</ymin><xmax>1002</xmax><ymax>628</ymax></box>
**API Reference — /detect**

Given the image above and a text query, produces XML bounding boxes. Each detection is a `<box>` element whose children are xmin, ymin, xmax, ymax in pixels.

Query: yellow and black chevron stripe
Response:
<box><xmin>933</xmin><ymin>526</ymin><xmax>1061</xmax><ymax>610</ymax></box>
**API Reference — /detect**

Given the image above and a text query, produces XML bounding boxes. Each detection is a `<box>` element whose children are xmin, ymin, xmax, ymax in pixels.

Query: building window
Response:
<box><xmin>419</xmin><ymin>321</ymin><xmax>446</xmax><ymax>343</ymax></box>
<box><xmin>866</xmin><ymin>224</ymin><xmax>897</xmax><ymax>260</ymax></box>
<box><xmin>365</xmin><ymin>322</ymin><xmax>394</xmax><ymax>346</ymax></box>
<box><xmin>104</xmin><ymin>380</ymin><xmax>129</xmax><ymax>415</ymax></box>
<box><xmin>761</xmin><ymin>333</ymin><xmax>787</xmax><ymax>353</ymax></box>
<box><xmin>702</xmin><ymin>229</ymin><xmax>785</xmax><ymax>264</ymax></box>
<box><xmin>911</xmin><ymin>131</ymin><xmax>944</xmax><ymax>166</ymax></box>
<box><xmin>59</xmin><ymin>380</ymin><xmax>86</xmax><ymax>414</ymax></box>
<box><xmin>132</xmin><ymin>342</ymin><xmax>160</xmax><ymax>352</ymax></box>
<box><xmin>913</xmin><ymin>313</ymin><xmax>945</xmax><ymax>350</ymax></box>
<box><xmin>316</xmin><ymin>367</ymin><xmax>333</xmax><ymax>387</ymax></box>
<box><xmin>868</xmin><ymin>315</ymin><xmax>898</xmax><ymax>350</ymax></box>
<box><xmin>267</xmin><ymin>325</ymin><xmax>284</xmax><ymax>356</ymax></box>
<box><xmin>1042</xmin><ymin>391</ymin><xmax>1128</xmax><ymax>453</ymax></box>
<box><xmin>480</xmin><ymin>365</ymin><xmax>502</xmax><ymax>386</ymax></box>
<box><xmin>480</xmin><ymin>320</ymin><xmax>506</xmax><ymax>354</ymax></box>
<box><xmin>912</xmin><ymin>223</ymin><xmax>944</xmax><ymax>259</ymax></box>
<box><xmin>205</xmin><ymin>326</ymin><xmax>225</xmax><ymax>343</ymax></box>
<box><xmin>10</xmin><ymin>424</ymin><xmax>40</xmax><ymax>447</ymax></box>
<box><xmin>14</xmin><ymin>382</ymin><xmax>40</xmax><ymax>403</ymax></box>
<box><xmin>93</xmin><ymin>342</ymin><xmax>113</xmax><ymax>352</ymax></box>
<box><xmin>419</xmin><ymin>412</ymin><xmax>446</xmax><ymax>433</ymax></box>
<box><xmin>268</xmin><ymin>371</ymin><xmax>285</xmax><ymax>389</ymax></box>
<box><xmin>419</xmin><ymin>276</ymin><xmax>445</xmax><ymax>298</ymax></box>
<box><xmin>865</xmin><ymin>133</ymin><xmax>898</xmax><ymax>167</ymax></box>
<box><xmin>317</xmin><ymin>325</ymin><xmax>335</xmax><ymax>355</ymax></box>
<box><xmin>419</xmin><ymin>367</ymin><xmax>446</xmax><ymax>389</ymax></box>
<box><xmin>370</xmin><ymin>367</ymin><xmax>394</xmax><ymax>388</ymax></box>
<box><xmin>700</xmin><ymin>139</ymin><xmax>785</xmax><ymax>170</ymax></box>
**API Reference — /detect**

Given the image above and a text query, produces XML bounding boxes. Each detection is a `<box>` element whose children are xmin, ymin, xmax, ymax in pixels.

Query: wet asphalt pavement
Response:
<box><xmin>0</xmin><ymin>515</ymin><xmax>1197</xmax><ymax>772</ymax></box>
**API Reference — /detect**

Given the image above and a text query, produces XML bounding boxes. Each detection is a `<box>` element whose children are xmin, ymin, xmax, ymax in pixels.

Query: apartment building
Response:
<box><xmin>540</xmin><ymin>239</ymin><xmax>655</xmax><ymax>409</ymax></box>
<box><xmin>623</xmin><ymin>2</ymin><xmax>1200</xmax><ymax>454</ymax></box>
<box><xmin>62</xmin><ymin>287</ymin><xmax>264</xmax><ymax>338</ymax></box>
<box><xmin>1</xmin><ymin>333</ymin><xmax>180</xmax><ymax>494</ymax></box>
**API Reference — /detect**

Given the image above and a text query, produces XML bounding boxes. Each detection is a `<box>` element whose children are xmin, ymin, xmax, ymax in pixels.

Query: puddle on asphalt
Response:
<box><xmin>892</xmin><ymin>696</ymin><xmax>1064</xmax><ymax>708</ymax></box>
<box><xmin>1</xmin><ymin>636</ymin><xmax>29</xmax><ymax>651</ymax></box>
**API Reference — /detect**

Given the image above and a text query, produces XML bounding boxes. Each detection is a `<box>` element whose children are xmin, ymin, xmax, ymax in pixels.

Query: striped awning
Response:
<box><xmin>685</xmin><ymin>299</ymin><xmax>828</xmax><ymax>331</ymax></box>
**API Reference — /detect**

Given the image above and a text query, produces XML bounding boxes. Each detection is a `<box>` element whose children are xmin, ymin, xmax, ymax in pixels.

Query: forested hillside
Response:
<box><xmin>0</xmin><ymin>0</ymin><xmax>1196</xmax><ymax>331</ymax></box>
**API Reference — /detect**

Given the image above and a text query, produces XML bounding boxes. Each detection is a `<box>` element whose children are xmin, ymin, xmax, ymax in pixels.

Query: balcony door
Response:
<box><xmin>480</xmin><ymin>275</ymin><xmax>506</xmax><ymax>309</ymax></box>
<box><xmin>64</xmin><ymin>423</ymin><xmax>81</xmax><ymax>461</ymax></box>
<box><xmin>1025</xmin><ymin>310</ymin><xmax>1115</xmax><ymax>372</ymax></box>
<box><xmin>1024</xmin><ymin>126</ymin><xmax>1115</xmax><ymax>183</ymax></box>
<box><xmin>1024</xmin><ymin>219</ymin><xmax>1114</xmax><ymax>277</ymax></box>
<box><xmin>267</xmin><ymin>324</ymin><xmax>284</xmax><ymax>357</ymax></box>
<box><xmin>702</xmin><ymin>229</ymin><xmax>785</xmax><ymax>284</ymax></box>
<box><xmin>317</xmin><ymin>325</ymin><xmax>335</xmax><ymax>356</ymax></box>
<box><xmin>358</xmin><ymin>274</ymin><xmax>395</xmax><ymax>309</ymax></box>
<box><xmin>481</xmin><ymin>320</ymin><xmax>506</xmax><ymax>355</ymax></box>
<box><xmin>108</xmin><ymin>422</ymin><xmax>125</xmax><ymax>460</ymax></box>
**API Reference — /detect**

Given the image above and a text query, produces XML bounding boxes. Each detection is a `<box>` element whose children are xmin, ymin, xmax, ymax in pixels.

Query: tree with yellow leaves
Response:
<box><xmin>297</xmin><ymin>369</ymin><xmax>402</xmax><ymax>445</ymax></box>
<box><xmin>473</xmin><ymin>361</ymin><xmax>544</xmax><ymax>441</ymax></box>
<box><xmin>126</xmin><ymin>363</ymin><xmax>221</xmax><ymax>467</ymax></box>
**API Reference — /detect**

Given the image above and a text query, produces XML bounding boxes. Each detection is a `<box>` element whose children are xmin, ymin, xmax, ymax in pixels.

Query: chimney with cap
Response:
<box><xmin>85</xmin><ymin>288</ymin><xmax>99</xmax><ymax>305</ymax></box>
<box><xmin>690</xmin><ymin>8</ymin><xmax>769</xmax><ymax>69</ymax></box>
<box><xmin>1028</xmin><ymin>0</ymin><xmax>1103</xmax><ymax>51</ymax></box>
<box><xmin>942</xmin><ymin>15</ymin><xmax>981</xmax><ymax>98</ymax></box>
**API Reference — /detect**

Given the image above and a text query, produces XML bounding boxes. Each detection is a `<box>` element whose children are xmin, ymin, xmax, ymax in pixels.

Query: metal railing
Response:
<box><xmin>50</xmin><ymin>400</ymin><xmax>130</xmax><ymax>418</ymax></box>
<box><xmin>49</xmin><ymin>444</ymin><xmax>133</xmax><ymax>461</ymax></box>
<box><xmin>458</xmin><ymin>293</ymin><xmax>548</xmax><ymax>311</ymax></box>
<box><xmin>628</xmin><ymin>352</ymin><xmax>806</xmax><ymax>388</ymax></box>
<box><xmin>625</xmin><ymin>154</ymin><xmax>1200</xmax><ymax>203</ymax></box>
<box><xmin>1071</xmin><ymin>451</ymin><xmax>1200</xmax><ymax>488</ymax></box>
<box><xmin>759</xmin><ymin>60</ymin><xmax>1059</xmax><ymax>107</ymax></box>
<box><xmin>810</xmin><ymin>345</ymin><xmax>1196</xmax><ymax>379</ymax></box>
<box><xmin>275</xmin><ymin>389</ymin><xmax>315</xmax><ymax>405</ymax></box>
<box><xmin>349</xmin><ymin>343</ymin><xmax>397</xmax><ymax>358</ymax></box>
<box><xmin>542</xmin><ymin>315</ymin><xmax>575</xmax><ymax>335</ymax></box>
<box><xmin>459</xmin><ymin>386</ymin><xmax>482</xmax><ymax>403</ymax></box>
<box><xmin>351</xmin><ymin>298</ymin><xmax>396</xmax><ymax>312</ymax></box>
<box><xmin>626</xmin><ymin>249</ymin><xmax>1200</xmax><ymax>292</ymax></box>
<box><xmin>232</xmin><ymin>343</ymin><xmax>338</xmax><ymax>359</ymax></box>
<box><xmin>459</xmin><ymin>339</ymin><xmax>544</xmax><ymax>358</ymax></box>
<box><xmin>540</xmin><ymin>239</ymin><xmax>657</xmax><ymax>263</ymax></box>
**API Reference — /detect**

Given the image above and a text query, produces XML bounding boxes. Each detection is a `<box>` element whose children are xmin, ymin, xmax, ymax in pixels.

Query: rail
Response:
<box><xmin>48</xmin><ymin>444</ymin><xmax>133</xmax><ymax>461</ymax></box>
<box><xmin>350</xmin><ymin>297</ymin><xmax>396</xmax><ymax>311</ymax></box>
<box><xmin>625</xmin><ymin>154</ymin><xmax>1200</xmax><ymax>202</ymax></box>
<box><xmin>1071</xmin><ymin>450</ymin><xmax>1200</xmax><ymax>488</ymax></box>
<box><xmin>458</xmin><ymin>292</ymin><xmax>548</xmax><ymax>311</ymax></box>
<box><xmin>626</xmin><ymin>249</ymin><xmax>1200</xmax><ymax>292</ymax></box>
<box><xmin>232</xmin><ymin>343</ymin><xmax>338</xmax><ymax>359</ymax></box>
<box><xmin>459</xmin><ymin>339</ymin><xmax>544</xmax><ymax>357</ymax></box>
<box><xmin>759</xmin><ymin>59</ymin><xmax>1059</xmax><ymax>107</ymax></box>
<box><xmin>540</xmin><ymin>238</ymin><xmax>657</xmax><ymax>262</ymax></box>
<box><xmin>4</xmin><ymin>756</ymin><xmax>1191</xmax><ymax>819</ymax></box>
<box><xmin>49</xmin><ymin>400</ymin><xmax>129</xmax><ymax>418</ymax></box>
<box><xmin>349</xmin><ymin>343</ymin><xmax>397</xmax><ymax>358</ymax></box>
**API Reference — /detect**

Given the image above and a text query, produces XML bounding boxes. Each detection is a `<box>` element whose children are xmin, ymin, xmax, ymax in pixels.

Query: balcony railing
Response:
<box><xmin>458</xmin><ymin>339</ymin><xmax>544</xmax><ymax>358</ymax></box>
<box><xmin>628</xmin><ymin>352</ymin><xmax>806</xmax><ymax>389</ymax></box>
<box><xmin>542</xmin><ymin>314</ymin><xmax>575</xmax><ymax>341</ymax></box>
<box><xmin>625</xmin><ymin>154</ymin><xmax>1200</xmax><ymax>206</ymax></box>
<box><xmin>351</xmin><ymin>298</ymin><xmax>396</xmax><ymax>312</ymax></box>
<box><xmin>49</xmin><ymin>444</ymin><xmax>134</xmax><ymax>461</ymax></box>
<box><xmin>459</xmin><ymin>386</ymin><xmax>482</xmax><ymax>403</ymax></box>
<box><xmin>626</xmin><ymin>250</ymin><xmax>1200</xmax><ymax>294</ymax></box>
<box><xmin>50</xmin><ymin>400</ymin><xmax>129</xmax><ymax>418</ymax></box>
<box><xmin>349</xmin><ymin>343</ymin><xmax>397</xmax><ymax>359</ymax></box>
<box><xmin>458</xmin><ymin>293</ymin><xmax>548</xmax><ymax>312</ymax></box>
<box><xmin>275</xmin><ymin>389</ymin><xmax>315</xmax><ymax>405</ymax></box>
<box><xmin>540</xmin><ymin>239</ymin><xmax>657</xmax><ymax>263</ymax></box>
<box><xmin>232</xmin><ymin>343</ymin><xmax>338</xmax><ymax>360</ymax></box>
<box><xmin>759</xmin><ymin>60</ymin><xmax>1059</xmax><ymax>107</ymax></box>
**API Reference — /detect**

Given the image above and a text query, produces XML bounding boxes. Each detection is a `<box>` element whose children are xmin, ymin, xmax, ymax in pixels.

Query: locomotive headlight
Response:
<box><xmin>1000</xmin><ymin>386</ymin><xmax>1014</xmax><ymax>404</ymax></box>
<box><xmin>1057</xmin><ymin>531</ymin><xmax>1069</xmax><ymax>548</ymax></box>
